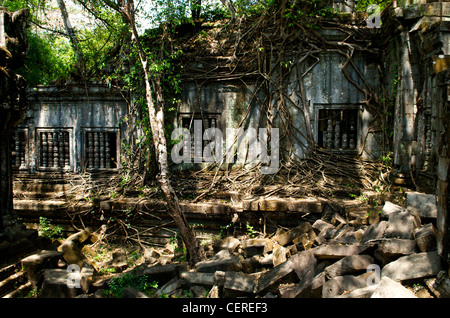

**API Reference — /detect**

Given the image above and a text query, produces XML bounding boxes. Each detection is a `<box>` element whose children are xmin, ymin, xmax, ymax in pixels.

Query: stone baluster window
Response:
<box><xmin>11</xmin><ymin>129</ymin><xmax>27</xmax><ymax>170</ymax></box>
<box><xmin>84</xmin><ymin>130</ymin><xmax>118</xmax><ymax>170</ymax></box>
<box><xmin>179</xmin><ymin>113</ymin><xmax>220</xmax><ymax>160</ymax></box>
<box><xmin>317</xmin><ymin>108</ymin><xmax>358</xmax><ymax>152</ymax></box>
<box><xmin>38</xmin><ymin>129</ymin><xmax>71</xmax><ymax>170</ymax></box>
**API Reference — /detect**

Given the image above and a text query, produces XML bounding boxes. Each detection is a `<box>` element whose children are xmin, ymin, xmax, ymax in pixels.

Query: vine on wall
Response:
<box><xmin>166</xmin><ymin>0</ymin><xmax>395</xmax><ymax>199</ymax></box>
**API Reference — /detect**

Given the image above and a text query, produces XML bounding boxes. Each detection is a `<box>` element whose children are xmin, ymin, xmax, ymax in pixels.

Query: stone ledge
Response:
<box><xmin>242</xmin><ymin>197</ymin><xmax>324</xmax><ymax>213</ymax></box>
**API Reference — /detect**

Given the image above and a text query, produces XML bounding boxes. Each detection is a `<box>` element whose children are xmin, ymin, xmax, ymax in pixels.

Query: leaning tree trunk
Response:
<box><xmin>219</xmin><ymin>0</ymin><xmax>236</xmax><ymax>22</ymax></box>
<box><xmin>121</xmin><ymin>0</ymin><xmax>206</xmax><ymax>266</ymax></box>
<box><xmin>56</xmin><ymin>0</ymin><xmax>86</xmax><ymax>77</ymax></box>
<box><xmin>0</xmin><ymin>8</ymin><xmax>29</xmax><ymax>231</ymax></box>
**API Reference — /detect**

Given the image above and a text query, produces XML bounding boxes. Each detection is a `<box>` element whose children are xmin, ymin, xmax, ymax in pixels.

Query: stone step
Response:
<box><xmin>0</xmin><ymin>270</ymin><xmax>28</xmax><ymax>298</ymax></box>
<box><xmin>14</xmin><ymin>191</ymin><xmax>70</xmax><ymax>200</ymax></box>
<box><xmin>14</xmin><ymin>199</ymin><xmax>92</xmax><ymax>212</ymax></box>
<box><xmin>2</xmin><ymin>281</ymin><xmax>33</xmax><ymax>298</ymax></box>
<box><xmin>0</xmin><ymin>263</ymin><xmax>21</xmax><ymax>282</ymax></box>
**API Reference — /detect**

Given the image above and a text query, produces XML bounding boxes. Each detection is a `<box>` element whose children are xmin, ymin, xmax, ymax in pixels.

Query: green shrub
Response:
<box><xmin>38</xmin><ymin>217</ymin><xmax>64</xmax><ymax>239</ymax></box>
<box><xmin>105</xmin><ymin>270</ymin><xmax>158</xmax><ymax>298</ymax></box>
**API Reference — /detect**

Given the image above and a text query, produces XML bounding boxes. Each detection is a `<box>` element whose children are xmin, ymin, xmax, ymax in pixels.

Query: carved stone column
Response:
<box><xmin>436</xmin><ymin>72</ymin><xmax>450</xmax><ymax>271</ymax></box>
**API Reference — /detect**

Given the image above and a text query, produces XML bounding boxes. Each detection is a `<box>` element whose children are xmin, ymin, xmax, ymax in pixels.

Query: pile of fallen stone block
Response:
<box><xmin>18</xmin><ymin>191</ymin><xmax>450</xmax><ymax>298</ymax></box>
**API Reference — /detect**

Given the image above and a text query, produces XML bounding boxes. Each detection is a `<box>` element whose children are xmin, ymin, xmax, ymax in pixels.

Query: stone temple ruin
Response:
<box><xmin>0</xmin><ymin>0</ymin><xmax>449</xmax><ymax>299</ymax></box>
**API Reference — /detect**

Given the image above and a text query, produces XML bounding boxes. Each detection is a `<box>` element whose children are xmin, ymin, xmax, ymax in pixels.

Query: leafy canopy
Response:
<box><xmin>2</xmin><ymin>0</ymin><xmax>393</xmax><ymax>85</ymax></box>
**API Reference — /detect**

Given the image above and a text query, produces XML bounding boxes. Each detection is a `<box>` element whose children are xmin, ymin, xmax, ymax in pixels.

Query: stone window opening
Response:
<box><xmin>37</xmin><ymin>128</ymin><xmax>71</xmax><ymax>171</ymax></box>
<box><xmin>178</xmin><ymin>112</ymin><xmax>221</xmax><ymax>161</ymax></box>
<box><xmin>83</xmin><ymin>129</ymin><xmax>118</xmax><ymax>170</ymax></box>
<box><xmin>316</xmin><ymin>107</ymin><xmax>359</xmax><ymax>152</ymax></box>
<box><xmin>11</xmin><ymin>128</ymin><xmax>28</xmax><ymax>170</ymax></box>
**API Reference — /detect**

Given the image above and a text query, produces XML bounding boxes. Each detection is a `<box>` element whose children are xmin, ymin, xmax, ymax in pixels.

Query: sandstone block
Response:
<box><xmin>322</xmin><ymin>272</ymin><xmax>371</xmax><ymax>298</ymax></box>
<box><xmin>405</xmin><ymin>191</ymin><xmax>438</xmax><ymax>219</ymax></box>
<box><xmin>272</xmin><ymin>245</ymin><xmax>289</xmax><ymax>267</ymax></box>
<box><xmin>155</xmin><ymin>277</ymin><xmax>181</xmax><ymax>298</ymax></box>
<box><xmin>313</xmin><ymin>244</ymin><xmax>371</xmax><ymax>260</ymax></box>
<box><xmin>242</xmin><ymin>198</ymin><xmax>260</xmax><ymax>211</ymax></box>
<box><xmin>374</xmin><ymin>239</ymin><xmax>417</xmax><ymax>265</ymax></box>
<box><xmin>324</xmin><ymin>255</ymin><xmax>374</xmax><ymax>279</ymax></box>
<box><xmin>242</xmin><ymin>238</ymin><xmax>268</xmax><ymax>257</ymax></box>
<box><xmin>143</xmin><ymin>263</ymin><xmax>183</xmax><ymax>284</ymax></box>
<box><xmin>371</xmin><ymin>276</ymin><xmax>417</xmax><ymax>298</ymax></box>
<box><xmin>221</xmin><ymin>236</ymin><xmax>241</xmax><ymax>252</ymax></box>
<box><xmin>259</xmin><ymin>199</ymin><xmax>288</xmax><ymax>212</ymax></box>
<box><xmin>312</xmin><ymin>219</ymin><xmax>334</xmax><ymax>233</ymax></box>
<box><xmin>285</xmin><ymin>199</ymin><xmax>324</xmax><ymax>213</ymax></box>
<box><xmin>381</xmin><ymin>251</ymin><xmax>442</xmax><ymax>282</ymax></box>
<box><xmin>273</xmin><ymin>222</ymin><xmax>312</xmax><ymax>246</ymax></box>
<box><xmin>335</xmin><ymin>284</ymin><xmax>378</xmax><ymax>298</ymax></box>
<box><xmin>21</xmin><ymin>250</ymin><xmax>63</xmax><ymax>286</ymax></box>
<box><xmin>39</xmin><ymin>266</ymin><xmax>92</xmax><ymax>298</ymax></box>
<box><xmin>414</xmin><ymin>223</ymin><xmax>437</xmax><ymax>252</ymax></box>
<box><xmin>223</xmin><ymin>271</ymin><xmax>257</xmax><ymax>297</ymax></box>
<box><xmin>360</xmin><ymin>221</ymin><xmax>387</xmax><ymax>244</ymax></box>
<box><xmin>195</xmin><ymin>250</ymin><xmax>242</xmax><ymax>273</ymax></box>
<box><xmin>180</xmin><ymin>272</ymin><xmax>215</xmax><ymax>287</ymax></box>
<box><xmin>381</xmin><ymin>201</ymin><xmax>404</xmax><ymax>218</ymax></box>
<box><xmin>385</xmin><ymin>211</ymin><xmax>418</xmax><ymax>239</ymax></box>
<box><xmin>254</xmin><ymin>256</ymin><xmax>299</xmax><ymax>295</ymax></box>
<box><xmin>280</xmin><ymin>250</ymin><xmax>316</xmax><ymax>298</ymax></box>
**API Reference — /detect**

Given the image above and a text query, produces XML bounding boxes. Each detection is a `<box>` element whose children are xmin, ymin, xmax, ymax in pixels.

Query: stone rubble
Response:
<box><xmin>17</xmin><ymin>192</ymin><xmax>450</xmax><ymax>298</ymax></box>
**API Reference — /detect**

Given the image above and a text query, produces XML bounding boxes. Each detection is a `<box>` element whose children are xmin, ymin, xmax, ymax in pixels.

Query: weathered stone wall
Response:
<box><xmin>9</xmin><ymin>0</ymin><xmax>449</xmax><ymax>271</ymax></box>
<box><xmin>380</xmin><ymin>1</ymin><xmax>450</xmax><ymax>268</ymax></box>
<box><xmin>177</xmin><ymin>48</ymin><xmax>382</xmax><ymax>168</ymax></box>
<box><xmin>20</xmin><ymin>83</ymin><xmax>132</xmax><ymax>173</ymax></box>
<box><xmin>381</xmin><ymin>2</ymin><xmax>450</xmax><ymax>182</ymax></box>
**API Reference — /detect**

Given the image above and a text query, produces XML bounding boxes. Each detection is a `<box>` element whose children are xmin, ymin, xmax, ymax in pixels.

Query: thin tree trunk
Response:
<box><xmin>56</xmin><ymin>0</ymin><xmax>86</xmax><ymax>77</ymax></box>
<box><xmin>220</xmin><ymin>0</ymin><xmax>236</xmax><ymax>22</ymax></box>
<box><xmin>191</xmin><ymin>0</ymin><xmax>202</xmax><ymax>20</ymax></box>
<box><xmin>120</xmin><ymin>0</ymin><xmax>205</xmax><ymax>266</ymax></box>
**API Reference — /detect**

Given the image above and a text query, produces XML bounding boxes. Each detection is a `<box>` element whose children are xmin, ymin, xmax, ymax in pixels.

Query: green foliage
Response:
<box><xmin>246</xmin><ymin>222</ymin><xmax>256</xmax><ymax>238</ymax></box>
<box><xmin>25</xmin><ymin>288</ymin><xmax>39</xmax><ymax>298</ymax></box>
<box><xmin>126</xmin><ymin>250</ymin><xmax>143</xmax><ymax>267</ymax></box>
<box><xmin>98</xmin><ymin>267</ymin><xmax>116</xmax><ymax>275</ymax></box>
<box><xmin>355</xmin><ymin>0</ymin><xmax>393</xmax><ymax>12</ymax></box>
<box><xmin>114</xmin><ymin>28</ymin><xmax>184</xmax><ymax>175</ymax></box>
<box><xmin>38</xmin><ymin>216</ymin><xmax>64</xmax><ymax>239</ymax></box>
<box><xmin>218</xmin><ymin>223</ymin><xmax>232</xmax><ymax>239</ymax></box>
<box><xmin>284</xmin><ymin>0</ymin><xmax>338</xmax><ymax>21</ymax></box>
<box><xmin>105</xmin><ymin>270</ymin><xmax>158</xmax><ymax>298</ymax></box>
<box><xmin>235</xmin><ymin>0</ymin><xmax>267</xmax><ymax>16</ymax></box>
<box><xmin>382</xmin><ymin>151</ymin><xmax>392</xmax><ymax>169</ymax></box>
<box><xmin>2</xmin><ymin>0</ymin><xmax>32</xmax><ymax>11</ymax></box>
<box><xmin>170</xmin><ymin>234</ymin><xmax>187</xmax><ymax>261</ymax></box>
<box><xmin>4</xmin><ymin>0</ymin><xmax>127</xmax><ymax>84</ymax></box>
<box><xmin>19</xmin><ymin>32</ymin><xmax>76</xmax><ymax>85</ymax></box>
